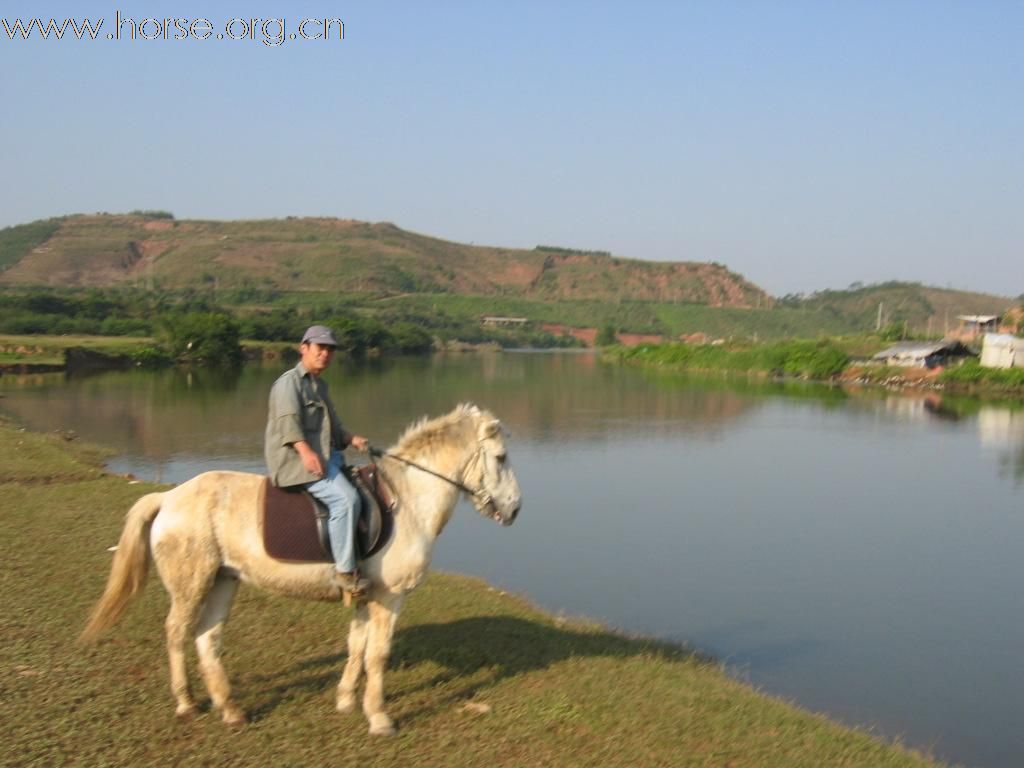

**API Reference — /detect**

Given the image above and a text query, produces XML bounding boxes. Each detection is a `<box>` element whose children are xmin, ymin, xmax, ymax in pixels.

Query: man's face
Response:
<box><xmin>300</xmin><ymin>342</ymin><xmax>335</xmax><ymax>375</ymax></box>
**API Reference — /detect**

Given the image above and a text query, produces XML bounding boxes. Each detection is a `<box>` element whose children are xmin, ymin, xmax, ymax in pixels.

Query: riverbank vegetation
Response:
<box><xmin>0</xmin><ymin>416</ymin><xmax>943</xmax><ymax>767</ymax></box>
<box><xmin>0</xmin><ymin>286</ymin><xmax>575</xmax><ymax>357</ymax></box>
<box><xmin>610</xmin><ymin>336</ymin><xmax>1024</xmax><ymax>399</ymax></box>
<box><xmin>608</xmin><ymin>339</ymin><xmax>852</xmax><ymax>380</ymax></box>
<box><xmin>0</xmin><ymin>333</ymin><xmax>160</xmax><ymax>368</ymax></box>
<box><xmin>939</xmin><ymin>359</ymin><xmax>1024</xmax><ymax>392</ymax></box>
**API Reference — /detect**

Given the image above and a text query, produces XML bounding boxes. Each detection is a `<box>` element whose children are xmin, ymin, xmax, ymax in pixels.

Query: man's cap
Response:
<box><xmin>301</xmin><ymin>325</ymin><xmax>339</xmax><ymax>346</ymax></box>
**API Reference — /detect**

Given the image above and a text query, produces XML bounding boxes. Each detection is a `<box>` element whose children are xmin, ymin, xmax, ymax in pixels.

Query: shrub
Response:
<box><xmin>389</xmin><ymin>322</ymin><xmax>434</xmax><ymax>354</ymax></box>
<box><xmin>128</xmin><ymin>346</ymin><xmax>173</xmax><ymax>368</ymax></box>
<box><xmin>595</xmin><ymin>324</ymin><xmax>618</xmax><ymax>346</ymax></box>
<box><xmin>129</xmin><ymin>209</ymin><xmax>174</xmax><ymax>219</ymax></box>
<box><xmin>158</xmin><ymin>312</ymin><xmax>243</xmax><ymax>366</ymax></box>
<box><xmin>237</xmin><ymin>308</ymin><xmax>303</xmax><ymax>342</ymax></box>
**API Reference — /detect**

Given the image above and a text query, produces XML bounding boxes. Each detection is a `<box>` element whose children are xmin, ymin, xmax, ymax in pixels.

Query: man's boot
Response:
<box><xmin>335</xmin><ymin>570</ymin><xmax>370</xmax><ymax>597</ymax></box>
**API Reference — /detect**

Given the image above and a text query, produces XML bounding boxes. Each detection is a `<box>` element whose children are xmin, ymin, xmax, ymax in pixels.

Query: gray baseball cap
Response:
<box><xmin>301</xmin><ymin>325</ymin><xmax>339</xmax><ymax>346</ymax></box>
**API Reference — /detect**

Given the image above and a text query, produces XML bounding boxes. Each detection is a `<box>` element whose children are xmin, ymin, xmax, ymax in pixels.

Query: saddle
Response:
<box><xmin>261</xmin><ymin>464</ymin><xmax>396</xmax><ymax>564</ymax></box>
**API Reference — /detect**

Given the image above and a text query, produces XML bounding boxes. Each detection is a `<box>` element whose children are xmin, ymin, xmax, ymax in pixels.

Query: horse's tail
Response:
<box><xmin>80</xmin><ymin>492</ymin><xmax>164</xmax><ymax>642</ymax></box>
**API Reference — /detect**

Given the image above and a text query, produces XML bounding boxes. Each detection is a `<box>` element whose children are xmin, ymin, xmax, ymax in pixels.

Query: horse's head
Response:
<box><xmin>465</xmin><ymin>411</ymin><xmax>522</xmax><ymax>527</ymax></box>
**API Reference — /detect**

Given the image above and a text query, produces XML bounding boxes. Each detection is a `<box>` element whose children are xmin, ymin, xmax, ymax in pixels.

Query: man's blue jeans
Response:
<box><xmin>305</xmin><ymin>450</ymin><xmax>361</xmax><ymax>573</ymax></box>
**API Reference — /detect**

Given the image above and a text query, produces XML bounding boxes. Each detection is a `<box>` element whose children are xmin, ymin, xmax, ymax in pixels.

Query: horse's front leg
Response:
<box><xmin>362</xmin><ymin>592</ymin><xmax>404</xmax><ymax>736</ymax></box>
<box><xmin>336</xmin><ymin>602</ymin><xmax>369</xmax><ymax>714</ymax></box>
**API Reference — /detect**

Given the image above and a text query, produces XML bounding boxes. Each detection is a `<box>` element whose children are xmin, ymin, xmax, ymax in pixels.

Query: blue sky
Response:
<box><xmin>1</xmin><ymin>1</ymin><xmax>1020</xmax><ymax>296</ymax></box>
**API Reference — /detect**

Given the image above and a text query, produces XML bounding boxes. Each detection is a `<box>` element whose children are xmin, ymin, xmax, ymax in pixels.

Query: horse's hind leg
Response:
<box><xmin>195</xmin><ymin>571</ymin><xmax>245</xmax><ymax>725</ymax></box>
<box><xmin>165</xmin><ymin>594</ymin><xmax>204</xmax><ymax>719</ymax></box>
<box><xmin>154</xmin><ymin>538</ymin><xmax>219</xmax><ymax>720</ymax></box>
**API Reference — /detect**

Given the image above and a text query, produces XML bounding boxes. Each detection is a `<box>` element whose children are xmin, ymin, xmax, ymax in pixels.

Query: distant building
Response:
<box><xmin>872</xmin><ymin>340</ymin><xmax>975</xmax><ymax>369</ymax></box>
<box><xmin>954</xmin><ymin>315</ymin><xmax>999</xmax><ymax>340</ymax></box>
<box><xmin>481</xmin><ymin>316</ymin><xmax>528</xmax><ymax>327</ymax></box>
<box><xmin>980</xmin><ymin>333</ymin><xmax>1024</xmax><ymax>369</ymax></box>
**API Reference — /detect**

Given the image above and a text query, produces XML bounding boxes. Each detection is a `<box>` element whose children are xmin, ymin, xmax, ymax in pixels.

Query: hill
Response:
<box><xmin>1</xmin><ymin>214</ymin><xmax>1016</xmax><ymax>343</ymax></box>
<box><xmin>780</xmin><ymin>281</ymin><xmax>1017</xmax><ymax>337</ymax></box>
<box><xmin>0</xmin><ymin>213</ymin><xmax>767</xmax><ymax>307</ymax></box>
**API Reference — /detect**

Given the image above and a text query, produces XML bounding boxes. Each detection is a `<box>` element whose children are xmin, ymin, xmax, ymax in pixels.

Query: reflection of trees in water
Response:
<box><xmin>0</xmin><ymin>367</ymin><xmax>258</xmax><ymax>460</ymax></box>
<box><xmin>9</xmin><ymin>354</ymin><xmax>993</xmax><ymax>467</ymax></box>
<box><xmin>972</xmin><ymin>404</ymin><xmax>1024</xmax><ymax>485</ymax></box>
<box><xmin>1001</xmin><ymin>447</ymin><xmax>1024</xmax><ymax>484</ymax></box>
<box><xmin>923</xmin><ymin>395</ymin><xmax>963</xmax><ymax>422</ymax></box>
<box><xmin>2</xmin><ymin>356</ymin><xmax>770</xmax><ymax>461</ymax></box>
<box><xmin>347</xmin><ymin>354</ymin><xmax>768</xmax><ymax>444</ymax></box>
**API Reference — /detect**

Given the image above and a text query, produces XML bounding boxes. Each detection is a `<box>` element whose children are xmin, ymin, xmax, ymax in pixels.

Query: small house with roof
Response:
<box><xmin>872</xmin><ymin>340</ymin><xmax>975</xmax><ymax>369</ymax></box>
<box><xmin>955</xmin><ymin>315</ymin><xmax>999</xmax><ymax>340</ymax></box>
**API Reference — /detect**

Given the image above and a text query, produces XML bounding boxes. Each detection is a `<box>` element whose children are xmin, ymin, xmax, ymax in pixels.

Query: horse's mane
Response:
<box><xmin>390</xmin><ymin>402</ymin><xmax>489</xmax><ymax>459</ymax></box>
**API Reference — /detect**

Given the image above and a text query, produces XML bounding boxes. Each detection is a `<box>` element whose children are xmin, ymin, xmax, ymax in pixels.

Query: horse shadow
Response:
<box><xmin>244</xmin><ymin>615</ymin><xmax>708</xmax><ymax>725</ymax></box>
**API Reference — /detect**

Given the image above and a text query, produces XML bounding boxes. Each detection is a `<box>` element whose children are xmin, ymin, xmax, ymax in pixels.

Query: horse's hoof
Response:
<box><xmin>222</xmin><ymin>706</ymin><xmax>249</xmax><ymax>727</ymax></box>
<box><xmin>336</xmin><ymin>693</ymin><xmax>356</xmax><ymax>714</ymax></box>
<box><xmin>175</xmin><ymin>704</ymin><xmax>199</xmax><ymax>722</ymax></box>
<box><xmin>368</xmin><ymin>713</ymin><xmax>397</xmax><ymax>736</ymax></box>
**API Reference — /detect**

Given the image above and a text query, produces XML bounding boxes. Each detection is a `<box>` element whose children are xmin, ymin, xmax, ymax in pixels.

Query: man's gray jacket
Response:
<box><xmin>265</xmin><ymin>361</ymin><xmax>348</xmax><ymax>487</ymax></box>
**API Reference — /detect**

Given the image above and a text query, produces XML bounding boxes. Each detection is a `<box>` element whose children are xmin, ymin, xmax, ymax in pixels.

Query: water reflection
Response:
<box><xmin>2</xmin><ymin>355</ymin><xmax>1022</xmax><ymax>485</ymax></box>
<box><xmin>975</xmin><ymin>407</ymin><xmax>1024</xmax><ymax>484</ymax></box>
<box><xmin>1</xmin><ymin>354</ymin><xmax>771</xmax><ymax>465</ymax></box>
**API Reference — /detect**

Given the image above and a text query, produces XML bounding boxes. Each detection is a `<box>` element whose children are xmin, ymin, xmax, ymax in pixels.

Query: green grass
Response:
<box><xmin>0</xmin><ymin>334</ymin><xmax>155</xmax><ymax>365</ymax></box>
<box><xmin>939</xmin><ymin>359</ymin><xmax>1024</xmax><ymax>393</ymax></box>
<box><xmin>0</xmin><ymin>418</ymin><xmax>946</xmax><ymax>767</ymax></box>
<box><xmin>0</xmin><ymin>218</ymin><xmax>63</xmax><ymax>272</ymax></box>
<box><xmin>367</xmin><ymin>293</ymin><xmax>859</xmax><ymax>340</ymax></box>
<box><xmin>609</xmin><ymin>339</ymin><xmax>852</xmax><ymax>379</ymax></box>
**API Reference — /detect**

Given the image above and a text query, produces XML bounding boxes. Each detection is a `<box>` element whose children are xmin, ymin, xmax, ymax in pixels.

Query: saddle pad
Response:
<box><xmin>260</xmin><ymin>479</ymin><xmax>333</xmax><ymax>563</ymax></box>
<box><xmin>260</xmin><ymin>471</ymin><xmax>396</xmax><ymax>564</ymax></box>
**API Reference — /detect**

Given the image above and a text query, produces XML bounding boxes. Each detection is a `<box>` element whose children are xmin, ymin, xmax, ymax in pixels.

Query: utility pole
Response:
<box><xmin>876</xmin><ymin>302</ymin><xmax>884</xmax><ymax>332</ymax></box>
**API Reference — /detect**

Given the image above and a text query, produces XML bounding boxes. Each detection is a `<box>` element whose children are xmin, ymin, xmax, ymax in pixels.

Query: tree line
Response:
<box><xmin>0</xmin><ymin>288</ymin><xmax>579</xmax><ymax>366</ymax></box>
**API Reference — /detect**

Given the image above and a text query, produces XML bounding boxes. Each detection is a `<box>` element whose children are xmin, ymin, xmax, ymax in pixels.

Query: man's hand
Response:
<box><xmin>294</xmin><ymin>441</ymin><xmax>324</xmax><ymax>477</ymax></box>
<box><xmin>349</xmin><ymin>434</ymin><xmax>370</xmax><ymax>452</ymax></box>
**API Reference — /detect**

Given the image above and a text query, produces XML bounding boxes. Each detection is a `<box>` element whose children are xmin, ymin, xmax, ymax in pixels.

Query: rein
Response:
<box><xmin>367</xmin><ymin>446</ymin><xmax>492</xmax><ymax>506</ymax></box>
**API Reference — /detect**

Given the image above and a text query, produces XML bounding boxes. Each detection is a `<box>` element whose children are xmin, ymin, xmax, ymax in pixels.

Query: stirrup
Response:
<box><xmin>335</xmin><ymin>571</ymin><xmax>369</xmax><ymax>596</ymax></box>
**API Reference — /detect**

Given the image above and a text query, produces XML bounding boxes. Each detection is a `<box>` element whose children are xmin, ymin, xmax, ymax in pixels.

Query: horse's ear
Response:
<box><xmin>479</xmin><ymin>418</ymin><xmax>502</xmax><ymax>440</ymax></box>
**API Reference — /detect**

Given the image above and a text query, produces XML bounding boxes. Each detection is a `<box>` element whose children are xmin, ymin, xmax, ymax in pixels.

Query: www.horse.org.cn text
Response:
<box><xmin>1</xmin><ymin>13</ymin><xmax>345</xmax><ymax>46</ymax></box>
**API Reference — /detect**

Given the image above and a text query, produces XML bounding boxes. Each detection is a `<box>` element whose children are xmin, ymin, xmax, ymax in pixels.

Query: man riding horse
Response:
<box><xmin>264</xmin><ymin>325</ymin><xmax>370</xmax><ymax>597</ymax></box>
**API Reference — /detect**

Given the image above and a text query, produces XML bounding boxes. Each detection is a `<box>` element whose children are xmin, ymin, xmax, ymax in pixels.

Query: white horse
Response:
<box><xmin>82</xmin><ymin>403</ymin><xmax>522</xmax><ymax>735</ymax></box>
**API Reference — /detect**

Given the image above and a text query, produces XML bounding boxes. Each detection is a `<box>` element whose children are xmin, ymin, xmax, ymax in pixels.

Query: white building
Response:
<box><xmin>980</xmin><ymin>333</ymin><xmax>1024</xmax><ymax>369</ymax></box>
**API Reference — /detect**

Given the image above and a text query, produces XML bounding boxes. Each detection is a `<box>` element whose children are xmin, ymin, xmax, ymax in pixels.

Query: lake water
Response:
<box><xmin>2</xmin><ymin>352</ymin><xmax>1022</xmax><ymax>768</ymax></box>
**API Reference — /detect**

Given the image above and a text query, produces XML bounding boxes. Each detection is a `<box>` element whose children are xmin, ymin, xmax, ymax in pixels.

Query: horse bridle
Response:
<box><xmin>367</xmin><ymin>445</ymin><xmax>494</xmax><ymax>510</ymax></box>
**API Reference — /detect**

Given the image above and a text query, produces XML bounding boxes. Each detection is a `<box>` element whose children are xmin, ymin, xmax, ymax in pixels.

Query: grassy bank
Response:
<box><xmin>0</xmin><ymin>418</ymin><xmax>945</xmax><ymax>767</ymax></box>
<box><xmin>607</xmin><ymin>338</ymin><xmax>853</xmax><ymax>380</ymax></box>
<box><xmin>0</xmin><ymin>333</ymin><xmax>156</xmax><ymax>367</ymax></box>
<box><xmin>610</xmin><ymin>337</ymin><xmax>1024</xmax><ymax>400</ymax></box>
<box><xmin>939</xmin><ymin>359</ymin><xmax>1024</xmax><ymax>395</ymax></box>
